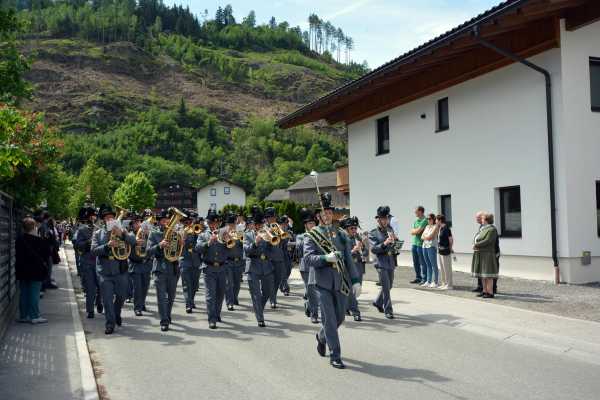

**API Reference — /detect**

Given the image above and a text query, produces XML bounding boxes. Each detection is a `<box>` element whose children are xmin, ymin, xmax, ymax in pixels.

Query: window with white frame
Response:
<box><xmin>210</xmin><ymin>188</ymin><xmax>216</xmax><ymax>196</ymax></box>
<box><xmin>224</xmin><ymin>186</ymin><xmax>231</xmax><ymax>195</ymax></box>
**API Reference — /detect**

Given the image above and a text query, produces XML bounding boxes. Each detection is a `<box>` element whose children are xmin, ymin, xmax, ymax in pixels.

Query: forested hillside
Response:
<box><xmin>1</xmin><ymin>1</ymin><xmax>369</xmax><ymax>215</ymax></box>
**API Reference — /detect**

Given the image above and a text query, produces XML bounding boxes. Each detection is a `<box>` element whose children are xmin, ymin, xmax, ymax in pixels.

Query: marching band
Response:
<box><xmin>71</xmin><ymin>193</ymin><xmax>403</xmax><ymax>368</ymax></box>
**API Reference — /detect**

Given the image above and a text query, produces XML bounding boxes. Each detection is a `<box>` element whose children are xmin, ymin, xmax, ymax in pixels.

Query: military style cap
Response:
<box><xmin>376</xmin><ymin>206</ymin><xmax>392</xmax><ymax>219</ymax></box>
<box><xmin>340</xmin><ymin>216</ymin><xmax>359</xmax><ymax>229</ymax></box>
<box><xmin>264</xmin><ymin>207</ymin><xmax>277</xmax><ymax>218</ymax></box>
<box><xmin>99</xmin><ymin>204</ymin><xmax>116</xmax><ymax>218</ymax></box>
<box><xmin>225</xmin><ymin>213</ymin><xmax>237</xmax><ymax>224</ymax></box>
<box><xmin>316</xmin><ymin>192</ymin><xmax>334</xmax><ymax>212</ymax></box>
<box><xmin>206</xmin><ymin>209</ymin><xmax>220</xmax><ymax>222</ymax></box>
<box><xmin>299</xmin><ymin>208</ymin><xmax>316</xmax><ymax>224</ymax></box>
<box><xmin>156</xmin><ymin>209</ymin><xmax>170</xmax><ymax>220</ymax></box>
<box><xmin>251</xmin><ymin>205</ymin><xmax>264</xmax><ymax>224</ymax></box>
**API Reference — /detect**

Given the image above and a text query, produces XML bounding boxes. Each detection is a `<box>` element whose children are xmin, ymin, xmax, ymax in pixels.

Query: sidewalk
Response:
<box><xmin>353</xmin><ymin>270</ymin><xmax>600</xmax><ymax>367</ymax></box>
<box><xmin>0</xmin><ymin>246</ymin><xmax>98</xmax><ymax>400</ymax></box>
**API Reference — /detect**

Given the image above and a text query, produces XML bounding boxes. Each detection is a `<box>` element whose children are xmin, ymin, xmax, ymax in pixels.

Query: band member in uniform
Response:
<box><xmin>304</xmin><ymin>193</ymin><xmax>361</xmax><ymax>369</ymax></box>
<box><xmin>225</xmin><ymin>213</ymin><xmax>244</xmax><ymax>310</ymax></box>
<box><xmin>128</xmin><ymin>211</ymin><xmax>152</xmax><ymax>316</ymax></box>
<box><xmin>264</xmin><ymin>207</ymin><xmax>285</xmax><ymax>308</ymax></box>
<box><xmin>147</xmin><ymin>209</ymin><xmax>180</xmax><ymax>332</ymax></box>
<box><xmin>296</xmin><ymin>208</ymin><xmax>319</xmax><ymax>324</ymax></box>
<box><xmin>73</xmin><ymin>207</ymin><xmax>86</xmax><ymax>280</ymax></box>
<box><xmin>278</xmin><ymin>215</ymin><xmax>294</xmax><ymax>296</ymax></box>
<box><xmin>243</xmin><ymin>207</ymin><xmax>274</xmax><ymax>327</ymax></box>
<box><xmin>180</xmin><ymin>211</ymin><xmax>202</xmax><ymax>314</ymax></box>
<box><xmin>369</xmin><ymin>206</ymin><xmax>398</xmax><ymax>319</ymax></box>
<box><xmin>196</xmin><ymin>210</ymin><xmax>228</xmax><ymax>329</ymax></box>
<box><xmin>340</xmin><ymin>216</ymin><xmax>368</xmax><ymax>322</ymax></box>
<box><xmin>91</xmin><ymin>204</ymin><xmax>137</xmax><ymax>335</ymax></box>
<box><xmin>73</xmin><ymin>206</ymin><xmax>103</xmax><ymax>318</ymax></box>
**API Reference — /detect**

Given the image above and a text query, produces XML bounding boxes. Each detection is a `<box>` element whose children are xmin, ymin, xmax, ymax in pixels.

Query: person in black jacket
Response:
<box><xmin>16</xmin><ymin>217</ymin><xmax>50</xmax><ymax>324</ymax></box>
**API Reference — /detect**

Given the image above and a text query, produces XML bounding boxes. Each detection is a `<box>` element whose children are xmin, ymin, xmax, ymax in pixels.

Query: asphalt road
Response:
<box><xmin>74</xmin><ymin>268</ymin><xmax>600</xmax><ymax>400</ymax></box>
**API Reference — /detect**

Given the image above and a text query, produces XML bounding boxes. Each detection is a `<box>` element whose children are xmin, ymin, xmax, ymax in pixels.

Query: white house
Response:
<box><xmin>196</xmin><ymin>180</ymin><xmax>246</xmax><ymax>217</ymax></box>
<box><xmin>278</xmin><ymin>0</ymin><xmax>600</xmax><ymax>283</ymax></box>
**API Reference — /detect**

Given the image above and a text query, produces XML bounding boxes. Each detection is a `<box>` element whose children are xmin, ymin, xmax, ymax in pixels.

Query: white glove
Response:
<box><xmin>352</xmin><ymin>283</ymin><xmax>362</xmax><ymax>298</ymax></box>
<box><xmin>324</xmin><ymin>252</ymin><xmax>338</xmax><ymax>263</ymax></box>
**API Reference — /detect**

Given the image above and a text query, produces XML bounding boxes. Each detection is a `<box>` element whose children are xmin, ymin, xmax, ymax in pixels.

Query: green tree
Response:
<box><xmin>113</xmin><ymin>171</ymin><xmax>156</xmax><ymax>211</ymax></box>
<box><xmin>242</xmin><ymin>10</ymin><xmax>255</xmax><ymax>28</ymax></box>
<box><xmin>69</xmin><ymin>159</ymin><xmax>116</xmax><ymax>213</ymax></box>
<box><xmin>0</xmin><ymin>7</ymin><xmax>32</xmax><ymax>104</ymax></box>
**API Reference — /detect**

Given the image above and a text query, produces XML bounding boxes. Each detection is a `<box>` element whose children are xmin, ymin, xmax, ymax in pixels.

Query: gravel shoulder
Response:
<box><xmin>363</xmin><ymin>264</ymin><xmax>600</xmax><ymax>323</ymax></box>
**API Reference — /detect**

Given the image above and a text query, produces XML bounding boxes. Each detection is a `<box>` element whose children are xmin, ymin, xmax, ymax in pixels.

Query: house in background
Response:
<box><xmin>155</xmin><ymin>183</ymin><xmax>197</xmax><ymax>212</ymax></box>
<box><xmin>197</xmin><ymin>180</ymin><xmax>246</xmax><ymax>217</ymax></box>
<box><xmin>265</xmin><ymin>189</ymin><xmax>290</xmax><ymax>202</ymax></box>
<box><xmin>278</xmin><ymin>0</ymin><xmax>600</xmax><ymax>283</ymax></box>
<box><xmin>286</xmin><ymin>171</ymin><xmax>349</xmax><ymax>209</ymax></box>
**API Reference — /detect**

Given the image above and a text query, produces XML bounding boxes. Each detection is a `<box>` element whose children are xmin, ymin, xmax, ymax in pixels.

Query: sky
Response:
<box><xmin>165</xmin><ymin>0</ymin><xmax>502</xmax><ymax>68</ymax></box>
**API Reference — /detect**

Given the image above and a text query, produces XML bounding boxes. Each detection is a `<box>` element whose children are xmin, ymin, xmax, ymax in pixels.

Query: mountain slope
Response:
<box><xmin>21</xmin><ymin>37</ymin><xmax>354</xmax><ymax>133</ymax></box>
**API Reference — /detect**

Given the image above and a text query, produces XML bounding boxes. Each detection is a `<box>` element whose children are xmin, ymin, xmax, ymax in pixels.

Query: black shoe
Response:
<box><xmin>186</xmin><ymin>308</ymin><xmax>192</xmax><ymax>314</ymax></box>
<box><xmin>346</xmin><ymin>310</ymin><xmax>351</xmax><ymax>316</ymax></box>
<box><xmin>227</xmin><ymin>305</ymin><xmax>234</xmax><ymax>311</ymax></box>
<box><xmin>304</xmin><ymin>307</ymin><xmax>311</xmax><ymax>318</ymax></box>
<box><xmin>316</xmin><ymin>334</ymin><xmax>326</xmax><ymax>357</ymax></box>
<box><xmin>96</xmin><ymin>304</ymin><xmax>103</xmax><ymax>314</ymax></box>
<box><xmin>310</xmin><ymin>316</ymin><xmax>319</xmax><ymax>324</ymax></box>
<box><xmin>385</xmin><ymin>313</ymin><xmax>394</xmax><ymax>319</ymax></box>
<box><xmin>483</xmin><ymin>293</ymin><xmax>495</xmax><ymax>299</ymax></box>
<box><xmin>376</xmin><ymin>282</ymin><xmax>382</xmax><ymax>286</ymax></box>
<box><xmin>258</xmin><ymin>321</ymin><xmax>266</xmax><ymax>328</ymax></box>
<box><xmin>330</xmin><ymin>359</ymin><xmax>345</xmax><ymax>369</ymax></box>
<box><xmin>410</xmin><ymin>279</ymin><xmax>421</xmax><ymax>284</ymax></box>
<box><xmin>270</xmin><ymin>304</ymin><xmax>277</xmax><ymax>309</ymax></box>
<box><xmin>115</xmin><ymin>316</ymin><xmax>122</xmax><ymax>326</ymax></box>
<box><xmin>353</xmin><ymin>315</ymin><xmax>362</xmax><ymax>322</ymax></box>
<box><xmin>87</xmin><ymin>312</ymin><xmax>94</xmax><ymax>319</ymax></box>
<box><xmin>234</xmin><ymin>300</ymin><xmax>239</xmax><ymax>306</ymax></box>
<box><xmin>476</xmin><ymin>292</ymin><xmax>485</xmax><ymax>297</ymax></box>
<box><xmin>105</xmin><ymin>327</ymin><xmax>114</xmax><ymax>335</ymax></box>
<box><xmin>472</xmin><ymin>287</ymin><xmax>483</xmax><ymax>293</ymax></box>
<box><xmin>372</xmin><ymin>302</ymin><xmax>384</xmax><ymax>313</ymax></box>
<box><xmin>160</xmin><ymin>324</ymin><xmax>169</xmax><ymax>332</ymax></box>
<box><xmin>209</xmin><ymin>322</ymin><xmax>217</xmax><ymax>329</ymax></box>
<box><xmin>168</xmin><ymin>317</ymin><xmax>172</xmax><ymax>324</ymax></box>
<box><xmin>46</xmin><ymin>282</ymin><xmax>59</xmax><ymax>290</ymax></box>
<box><xmin>134</xmin><ymin>310</ymin><xmax>143</xmax><ymax>317</ymax></box>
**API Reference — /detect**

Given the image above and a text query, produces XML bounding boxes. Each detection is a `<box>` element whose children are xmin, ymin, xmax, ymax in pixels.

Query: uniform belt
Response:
<box><xmin>234</xmin><ymin>257</ymin><xmax>241</xmax><ymax>262</ymax></box>
<box><xmin>208</xmin><ymin>262</ymin><xmax>222</xmax><ymax>267</ymax></box>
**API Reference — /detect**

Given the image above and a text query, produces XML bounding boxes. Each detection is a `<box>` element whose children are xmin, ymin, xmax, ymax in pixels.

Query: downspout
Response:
<box><xmin>473</xmin><ymin>26</ymin><xmax>560</xmax><ymax>284</ymax></box>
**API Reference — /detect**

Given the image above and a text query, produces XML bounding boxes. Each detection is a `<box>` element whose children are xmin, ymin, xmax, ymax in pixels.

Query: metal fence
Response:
<box><xmin>0</xmin><ymin>191</ymin><xmax>21</xmax><ymax>336</ymax></box>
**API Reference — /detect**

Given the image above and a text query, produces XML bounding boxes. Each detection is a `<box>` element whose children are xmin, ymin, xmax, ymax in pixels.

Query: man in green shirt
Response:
<box><xmin>410</xmin><ymin>206</ymin><xmax>427</xmax><ymax>284</ymax></box>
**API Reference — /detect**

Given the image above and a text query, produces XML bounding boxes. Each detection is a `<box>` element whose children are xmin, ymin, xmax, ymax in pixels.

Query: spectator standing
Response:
<box><xmin>421</xmin><ymin>214</ymin><xmax>439</xmax><ymax>288</ymax></box>
<box><xmin>472</xmin><ymin>211</ymin><xmax>486</xmax><ymax>293</ymax></box>
<box><xmin>436</xmin><ymin>214</ymin><xmax>453</xmax><ymax>290</ymax></box>
<box><xmin>15</xmin><ymin>217</ymin><xmax>50</xmax><ymax>324</ymax></box>
<box><xmin>410</xmin><ymin>206</ymin><xmax>428</xmax><ymax>284</ymax></box>
<box><xmin>472</xmin><ymin>213</ymin><xmax>499</xmax><ymax>299</ymax></box>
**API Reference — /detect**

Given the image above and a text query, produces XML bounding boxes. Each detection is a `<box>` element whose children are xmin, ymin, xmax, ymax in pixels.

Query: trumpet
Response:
<box><xmin>258</xmin><ymin>227</ymin><xmax>280</xmax><ymax>246</ymax></box>
<box><xmin>185</xmin><ymin>223</ymin><xmax>205</xmax><ymax>235</ymax></box>
<box><xmin>270</xmin><ymin>223</ymin><xmax>290</xmax><ymax>240</ymax></box>
<box><xmin>111</xmin><ymin>205</ymin><xmax>132</xmax><ymax>261</ymax></box>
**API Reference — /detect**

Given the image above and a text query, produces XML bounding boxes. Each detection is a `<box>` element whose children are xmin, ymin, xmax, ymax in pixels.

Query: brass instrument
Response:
<box><xmin>271</xmin><ymin>223</ymin><xmax>291</xmax><ymax>240</ymax></box>
<box><xmin>386</xmin><ymin>227</ymin><xmax>404</xmax><ymax>255</ymax></box>
<box><xmin>164</xmin><ymin>207</ymin><xmax>187</xmax><ymax>262</ymax></box>
<box><xmin>258</xmin><ymin>227</ymin><xmax>280</xmax><ymax>246</ymax></box>
<box><xmin>185</xmin><ymin>223</ymin><xmax>205</xmax><ymax>235</ymax></box>
<box><xmin>135</xmin><ymin>215</ymin><xmax>155</xmax><ymax>258</ymax></box>
<box><xmin>111</xmin><ymin>206</ymin><xmax>132</xmax><ymax>261</ymax></box>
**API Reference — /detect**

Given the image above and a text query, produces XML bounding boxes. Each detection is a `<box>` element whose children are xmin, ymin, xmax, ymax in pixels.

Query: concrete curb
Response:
<box><xmin>61</xmin><ymin>247</ymin><xmax>100</xmax><ymax>400</ymax></box>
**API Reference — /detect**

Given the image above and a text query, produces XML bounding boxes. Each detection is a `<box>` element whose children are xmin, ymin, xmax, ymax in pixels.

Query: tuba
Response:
<box><xmin>111</xmin><ymin>206</ymin><xmax>132</xmax><ymax>261</ymax></box>
<box><xmin>135</xmin><ymin>214</ymin><xmax>155</xmax><ymax>258</ymax></box>
<box><xmin>164</xmin><ymin>207</ymin><xmax>187</xmax><ymax>262</ymax></box>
